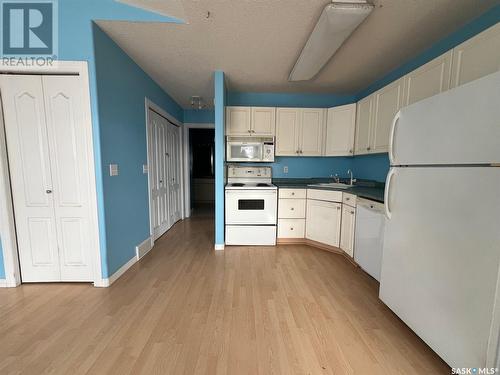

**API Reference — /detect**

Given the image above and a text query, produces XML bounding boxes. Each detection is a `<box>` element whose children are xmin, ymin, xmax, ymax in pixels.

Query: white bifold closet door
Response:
<box><xmin>147</xmin><ymin>109</ymin><xmax>182</xmax><ymax>241</ymax></box>
<box><xmin>0</xmin><ymin>75</ymin><xmax>94</xmax><ymax>282</ymax></box>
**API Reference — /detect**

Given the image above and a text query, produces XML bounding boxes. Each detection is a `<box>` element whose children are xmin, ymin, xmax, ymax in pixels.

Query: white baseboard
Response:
<box><xmin>93</xmin><ymin>255</ymin><xmax>137</xmax><ymax>288</ymax></box>
<box><xmin>0</xmin><ymin>278</ymin><xmax>18</xmax><ymax>288</ymax></box>
<box><xmin>136</xmin><ymin>236</ymin><xmax>153</xmax><ymax>260</ymax></box>
<box><xmin>214</xmin><ymin>244</ymin><xmax>225</xmax><ymax>251</ymax></box>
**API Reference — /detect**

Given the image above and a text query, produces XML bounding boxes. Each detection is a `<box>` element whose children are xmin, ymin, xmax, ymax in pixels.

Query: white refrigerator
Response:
<box><xmin>379</xmin><ymin>71</ymin><xmax>500</xmax><ymax>369</ymax></box>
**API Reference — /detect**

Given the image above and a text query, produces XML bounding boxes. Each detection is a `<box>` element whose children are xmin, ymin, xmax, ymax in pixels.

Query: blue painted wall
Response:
<box><xmin>227</xmin><ymin>92</ymin><xmax>356</xmax><ymax>108</ymax></box>
<box><xmin>183</xmin><ymin>109</ymin><xmax>215</xmax><ymax>123</ymax></box>
<box><xmin>351</xmin><ymin>154</ymin><xmax>390</xmax><ymax>182</ymax></box>
<box><xmin>214</xmin><ymin>72</ymin><xmax>226</xmax><ymax>246</ymax></box>
<box><xmin>93</xmin><ymin>24</ymin><xmax>183</xmax><ymax>276</ymax></box>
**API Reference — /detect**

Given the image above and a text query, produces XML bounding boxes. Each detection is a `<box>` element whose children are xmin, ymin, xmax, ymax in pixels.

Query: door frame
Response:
<box><xmin>0</xmin><ymin>61</ymin><xmax>102</xmax><ymax>287</ymax></box>
<box><xmin>182</xmin><ymin>122</ymin><xmax>215</xmax><ymax>218</ymax></box>
<box><xmin>144</xmin><ymin>98</ymin><xmax>184</xmax><ymax>244</ymax></box>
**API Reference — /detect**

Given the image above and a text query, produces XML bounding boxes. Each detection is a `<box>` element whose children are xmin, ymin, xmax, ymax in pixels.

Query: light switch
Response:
<box><xmin>142</xmin><ymin>164</ymin><xmax>148</xmax><ymax>174</ymax></box>
<box><xmin>283</xmin><ymin>166</ymin><xmax>289</xmax><ymax>174</ymax></box>
<box><xmin>109</xmin><ymin>164</ymin><xmax>119</xmax><ymax>176</ymax></box>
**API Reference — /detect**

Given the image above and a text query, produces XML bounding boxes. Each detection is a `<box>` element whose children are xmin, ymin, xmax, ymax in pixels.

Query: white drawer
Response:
<box><xmin>278</xmin><ymin>198</ymin><xmax>306</xmax><ymax>218</ymax></box>
<box><xmin>342</xmin><ymin>193</ymin><xmax>357</xmax><ymax>207</ymax></box>
<box><xmin>278</xmin><ymin>219</ymin><xmax>305</xmax><ymax>238</ymax></box>
<box><xmin>278</xmin><ymin>188</ymin><xmax>306</xmax><ymax>199</ymax></box>
<box><xmin>307</xmin><ymin>189</ymin><xmax>342</xmax><ymax>203</ymax></box>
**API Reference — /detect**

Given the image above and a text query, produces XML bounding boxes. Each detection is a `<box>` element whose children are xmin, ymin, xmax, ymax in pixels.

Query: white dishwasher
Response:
<box><xmin>354</xmin><ymin>198</ymin><xmax>386</xmax><ymax>282</ymax></box>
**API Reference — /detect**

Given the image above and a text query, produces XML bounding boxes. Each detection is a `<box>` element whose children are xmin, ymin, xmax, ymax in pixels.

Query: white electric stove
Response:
<box><xmin>225</xmin><ymin>165</ymin><xmax>277</xmax><ymax>245</ymax></box>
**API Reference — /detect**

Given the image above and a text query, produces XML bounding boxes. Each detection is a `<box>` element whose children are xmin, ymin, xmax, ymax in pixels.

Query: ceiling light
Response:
<box><xmin>289</xmin><ymin>1</ymin><xmax>374</xmax><ymax>82</ymax></box>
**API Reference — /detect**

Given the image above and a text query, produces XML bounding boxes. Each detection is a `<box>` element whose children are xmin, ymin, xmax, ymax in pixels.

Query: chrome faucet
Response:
<box><xmin>347</xmin><ymin>169</ymin><xmax>354</xmax><ymax>186</ymax></box>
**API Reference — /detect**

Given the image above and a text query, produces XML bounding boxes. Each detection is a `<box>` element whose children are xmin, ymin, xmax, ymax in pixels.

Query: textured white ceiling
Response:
<box><xmin>98</xmin><ymin>0</ymin><xmax>498</xmax><ymax>108</ymax></box>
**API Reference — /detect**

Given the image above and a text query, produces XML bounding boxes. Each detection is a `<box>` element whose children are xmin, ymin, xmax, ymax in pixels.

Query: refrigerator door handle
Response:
<box><xmin>389</xmin><ymin>111</ymin><xmax>401</xmax><ymax>164</ymax></box>
<box><xmin>384</xmin><ymin>168</ymin><xmax>396</xmax><ymax>219</ymax></box>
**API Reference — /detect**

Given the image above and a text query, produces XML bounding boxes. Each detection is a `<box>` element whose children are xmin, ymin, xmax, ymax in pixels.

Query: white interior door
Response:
<box><xmin>147</xmin><ymin>108</ymin><xmax>182</xmax><ymax>240</ymax></box>
<box><xmin>0</xmin><ymin>74</ymin><xmax>93</xmax><ymax>282</ymax></box>
<box><xmin>148</xmin><ymin>110</ymin><xmax>169</xmax><ymax>239</ymax></box>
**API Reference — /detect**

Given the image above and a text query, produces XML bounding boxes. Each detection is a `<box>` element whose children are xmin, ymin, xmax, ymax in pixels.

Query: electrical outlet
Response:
<box><xmin>283</xmin><ymin>166</ymin><xmax>289</xmax><ymax>174</ymax></box>
<box><xmin>142</xmin><ymin>164</ymin><xmax>148</xmax><ymax>174</ymax></box>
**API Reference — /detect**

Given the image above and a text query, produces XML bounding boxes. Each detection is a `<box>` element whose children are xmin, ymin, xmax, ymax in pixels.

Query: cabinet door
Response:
<box><xmin>276</xmin><ymin>108</ymin><xmax>300</xmax><ymax>156</ymax></box>
<box><xmin>354</xmin><ymin>95</ymin><xmax>373</xmax><ymax>155</ymax></box>
<box><xmin>340</xmin><ymin>205</ymin><xmax>356</xmax><ymax>257</ymax></box>
<box><xmin>325</xmin><ymin>104</ymin><xmax>356</xmax><ymax>156</ymax></box>
<box><xmin>305</xmin><ymin>199</ymin><xmax>341</xmax><ymax>247</ymax></box>
<box><xmin>226</xmin><ymin>106</ymin><xmax>251</xmax><ymax>136</ymax></box>
<box><xmin>403</xmin><ymin>51</ymin><xmax>452</xmax><ymax>106</ymax></box>
<box><xmin>450</xmin><ymin>23</ymin><xmax>500</xmax><ymax>89</ymax></box>
<box><xmin>251</xmin><ymin>107</ymin><xmax>275</xmax><ymax>136</ymax></box>
<box><xmin>371</xmin><ymin>78</ymin><xmax>404</xmax><ymax>153</ymax></box>
<box><xmin>300</xmin><ymin>108</ymin><xmax>325</xmax><ymax>156</ymax></box>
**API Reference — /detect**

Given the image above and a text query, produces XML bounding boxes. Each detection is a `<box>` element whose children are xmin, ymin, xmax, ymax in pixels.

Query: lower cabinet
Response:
<box><xmin>278</xmin><ymin>219</ymin><xmax>305</xmax><ymax>238</ymax></box>
<box><xmin>340</xmin><ymin>204</ymin><xmax>356</xmax><ymax>257</ymax></box>
<box><xmin>305</xmin><ymin>199</ymin><xmax>342</xmax><ymax>247</ymax></box>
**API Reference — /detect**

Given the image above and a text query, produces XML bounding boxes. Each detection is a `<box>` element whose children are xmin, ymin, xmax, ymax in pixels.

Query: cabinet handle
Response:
<box><xmin>290</xmin><ymin>227</ymin><xmax>294</xmax><ymax>231</ymax></box>
<box><xmin>346</xmin><ymin>197</ymin><xmax>350</xmax><ymax>201</ymax></box>
<box><xmin>350</xmin><ymin>211</ymin><xmax>354</xmax><ymax>214</ymax></box>
<box><xmin>291</xmin><ymin>192</ymin><xmax>295</xmax><ymax>196</ymax></box>
<box><xmin>296</xmin><ymin>150</ymin><xmax>299</xmax><ymax>154</ymax></box>
<box><xmin>349</xmin><ymin>149</ymin><xmax>353</xmax><ymax>154</ymax></box>
<box><xmin>337</xmin><ymin>206</ymin><xmax>341</xmax><ymax>210</ymax></box>
<box><xmin>367</xmin><ymin>147</ymin><xmax>371</xmax><ymax>151</ymax></box>
<box><xmin>291</xmin><ymin>207</ymin><xmax>294</xmax><ymax>211</ymax></box>
<box><xmin>46</xmin><ymin>189</ymin><xmax>52</xmax><ymax>194</ymax></box>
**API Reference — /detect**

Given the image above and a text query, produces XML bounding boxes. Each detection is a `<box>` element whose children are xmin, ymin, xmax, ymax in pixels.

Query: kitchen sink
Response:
<box><xmin>308</xmin><ymin>183</ymin><xmax>352</xmax><ymax>189</ymax></box>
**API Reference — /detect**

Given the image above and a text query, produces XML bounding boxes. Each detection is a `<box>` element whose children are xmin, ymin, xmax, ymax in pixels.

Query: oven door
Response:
<box><xmin>227</xmin><ymin>142</ymin><xmax>264</xmax><ymax>162</ymax></box>
<box><xmin>225</xmin><ymin>189</ymin><xmax>277</xmax><ymax>225</ymax></box>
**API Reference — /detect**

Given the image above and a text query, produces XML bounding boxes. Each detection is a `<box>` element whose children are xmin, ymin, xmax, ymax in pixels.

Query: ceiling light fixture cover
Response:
<box><xmin>289</xmin><ymin>1</ymin><xmax>374</xmax><ymax>82</ymax></box>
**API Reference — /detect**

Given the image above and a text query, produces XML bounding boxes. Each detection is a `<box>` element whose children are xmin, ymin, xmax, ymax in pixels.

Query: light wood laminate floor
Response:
<box><xmin>0</xmin><ymin>215</ymin><xmax>449</xmax><ymax>374</ymax></box>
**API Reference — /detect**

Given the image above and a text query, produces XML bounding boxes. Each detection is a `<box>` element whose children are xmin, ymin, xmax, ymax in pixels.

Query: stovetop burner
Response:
<box><xmin>231</xmin><ymin>183</ymin><xmax>245</xmax><ymax>187</ymax></box>
<box><xmin>257</xmin><ymin>183</ymin><xmax>271</xmax><ymax>187</ymax></box>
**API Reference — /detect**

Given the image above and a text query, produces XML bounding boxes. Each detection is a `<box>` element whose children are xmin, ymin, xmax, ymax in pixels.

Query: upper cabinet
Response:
<box><xmin>325</xmin><ymin>104</ymin><xmax>356</xmax><ymax>156</ymax></box>
<box><xmin>403</xmin><ymin>51</ymin><xmax>452</xmax><ymax>106</ymax></box>
<box><xmin>371</xmin><ymin>77</ymin><xmax>404</xmax><ymax>153</ymax></box>
<box><xmin>355</xmin><ymin>78</ymin><xmax>403</xmax><ymax>155</ymax></box>
<box><xmin>276</xmin><ymin>108</ymin><xmax>325</xmax><ymax>156</ymax></box>
<box><xmin>226</xmin><ymin>106</ymin><xmax>275</xmax><ymax>136</ymax></box>
<box><xmin>450</xmin><ymin>23</ymin><xmax>500</xmax><ymax>89</ymax></box>
<box><xmin>354</xmin><ymin>96</ymin><xmax>373</xmax><ymax>154</ymax></box>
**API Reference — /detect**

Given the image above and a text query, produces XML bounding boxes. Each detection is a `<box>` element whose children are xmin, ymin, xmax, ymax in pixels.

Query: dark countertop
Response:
<box><xmin>273</xmin><ymin>178</ymin><xmax>385</xmax><ymax>203</ymax></box>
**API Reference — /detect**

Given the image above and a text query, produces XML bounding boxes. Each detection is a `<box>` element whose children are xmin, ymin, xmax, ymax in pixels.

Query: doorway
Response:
<box><xmin>0</xmin><ymin>68</ymin><xmax>101</xmax><ymax>284</ymax></box>
<box><xmin>189</xmin><ymin>128</ymin><xmax>215</xmax><ymax>217</ymax></box>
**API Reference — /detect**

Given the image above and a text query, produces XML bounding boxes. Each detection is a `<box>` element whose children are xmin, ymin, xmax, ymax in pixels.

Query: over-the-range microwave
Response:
<box><xmin>226</xmin><ymin>136</ymin><xmax>275</xmax><ymax>162</ymax></box>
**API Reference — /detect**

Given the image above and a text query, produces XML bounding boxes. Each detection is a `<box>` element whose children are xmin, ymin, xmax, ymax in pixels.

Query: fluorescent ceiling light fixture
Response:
<box><xmin>289</xmin><ymin>1</ymin><xmax>374</xmax><ymax>81</ymax></box>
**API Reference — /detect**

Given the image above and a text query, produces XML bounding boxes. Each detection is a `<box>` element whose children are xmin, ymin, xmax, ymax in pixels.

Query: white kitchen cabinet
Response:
<box><xmin>251</xmin><ymin>107</ymin><xmax>276</xmax><ymax>136</ymax></box>
<box><xmin>276</xmin><ymin>108</ymin><xmax>300</xmax><ymax>155</ymax></box>
<box><xmin>276</xmin><ymin>108</ymin><xmax>326</xmax><ymax>156</ymax></box>
<box><xmin>226</xmin><ymin>106</ymin><xmax>251</xmax><ymax>136</ymax></box>
<box><xmin>325</xmin><ymin>104</ymin><xmax>356</xmax><ymax>156</ymax></box>
<box><xmin>340</xmin><ymin>204</ymin><xmax>356</xmax><ymax>257</ymax></box>
<box><xmin>300</xmin><ymin>108</ymin><xmax>326</xmax><ymax>156</ymax></box>
<box><xmin>305</xmin><ymin>199</ymin><xmax>342</xmax><ymax>247</ymax></box>
<box><xmin>278</xmin><ymin>219</ymin><xmax>305</xmax><ymax>239</ymax></box>
<box><xmin>278</xmin><ymin>198</ymin><xmax>306</xmax><ymax>219</ymax></box>
<box><xmin>354</xmin><ymin>95</ymin><xmax>373</xmax><ymax>155</ymax></box>
<box><xmin>403</xmin><ymin>51</ymin><xmax>452</xmax><ymax>106</ymax></box>
<box><xmin>371</xmin><ymin>78</ymin><xmax>404</xmax><ymax>153</ymax></box>
<box><xmin>226</xmin><ymin>106</ymin><xmax>275</xmax><ymax>136</ymax></box>
<box><xmin>450</xmin><ymin>22</ymin><xmax>500</xmax><ymax>89</ymax></box>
